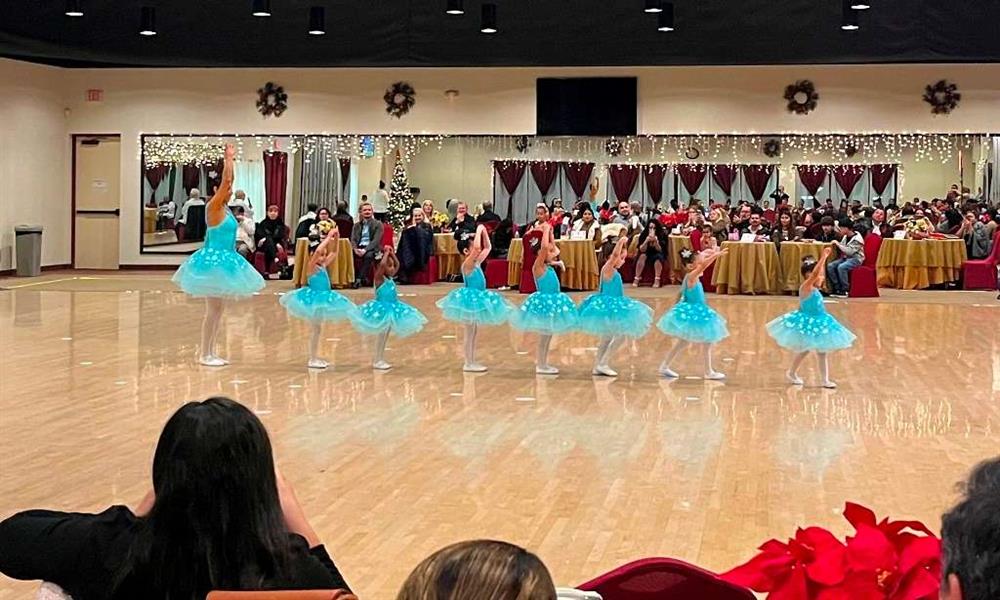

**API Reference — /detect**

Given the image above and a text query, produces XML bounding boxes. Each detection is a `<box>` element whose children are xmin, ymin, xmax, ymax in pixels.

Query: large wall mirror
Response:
<box><xmin>139</xmin><ymin>133</ymin><xmax>991</xmax><ymax>255</ymax></box>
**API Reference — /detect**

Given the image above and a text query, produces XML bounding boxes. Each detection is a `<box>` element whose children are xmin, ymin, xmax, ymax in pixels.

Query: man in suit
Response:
<box><xmin>475</xmin><ymin>201</ymin><xmax>501</xmax><ymax>225</ymax></box>
<box><xmin>351</xmin><ymin>201</ymin><xmax>384</xmax><ymax>287</ymax></box>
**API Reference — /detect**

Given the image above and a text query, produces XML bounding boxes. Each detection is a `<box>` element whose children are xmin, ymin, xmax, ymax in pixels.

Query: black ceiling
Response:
<box><xmin>2</xmin><ymin>0</ymin><xmax>999</xmax><ymax>68</ymax></box>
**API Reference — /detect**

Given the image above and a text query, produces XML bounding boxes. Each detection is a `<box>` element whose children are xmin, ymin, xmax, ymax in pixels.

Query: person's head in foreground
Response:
<box><xmin>940</xmin><ymin>456</ymin><xmax>1000</xmax><ymax>600</ymax></box>
<box><xmin>397</xmin><ymin>540</ymin><xmax>556</xmax><ymax>600</ymax></box>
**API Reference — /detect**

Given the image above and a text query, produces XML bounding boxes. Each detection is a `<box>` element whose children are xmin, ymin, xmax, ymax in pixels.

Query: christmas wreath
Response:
<box><xmin>844</xmin><ymin>143</ymin><xmax>858</xmax><ymax>158</ymax></box>
<box><xmin>923</xmin><ymin>80</ymin><xmax>961</xmax><ymax>115</ymax></box>
<box><xmin>684</xmin><ymin>146</ymin><xmax>700</xmax><ymax>160</ymax></box>
<box><xmin>763</xmin><ymin>138</ymin><xmax>781</xmax><ymax>158</ymax></box>
<box><xmin>384</xmin><ymin>81</ymin><xmax>416</xmax><ymax>118</ymax></box>
<box><xmin>605</xmin><ymin>137</ymin><xmax>623</xmax><ymax>157</ymax></box>
<box><xmin>784</xmin><ymin>80</ymin><xmax>818</xmax><ymax>115</ymax></box>
<box><xmin>256</xmin><ymin>82</ymin><xmax>288</xmax><ymax>118</ymax></box>
<box><xmin>515</xmin><ymin>135</ymin><xmax>531</xmax><ymax>154</ymax></box>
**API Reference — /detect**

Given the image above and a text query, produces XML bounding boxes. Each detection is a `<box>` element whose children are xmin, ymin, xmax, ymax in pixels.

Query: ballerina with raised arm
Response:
<box><xmin>279</xmin><ymin>228</ymin><xmax>357</xmax><ymax>369</ymax></box>
<box><xmin>766</xmin><ymin>247</ymin><xmax>856</xmax><ymax>388</ymax></box>
<box><xmin>577</xmin><ymin>235</ymin><xmax>653</xmax><ymax>376</ymax></box>
<box><xmin>351</xmin><ymin>245</ymin><xmax>428</xmax><ymax>370</ymax></box>
<box><xmin>172</xmin><ymin>143</ymin><xmax>265</xmax><ymax>366</ymax></box>
<box><xmin>656</xmin><ymin>246</ymin><xmax>730</xmax><ymax>380</ymax></box>
<box><xmin>436</xmin><ymin>224</ymin><xmax>514</xmax><ymax>372</ymax></box>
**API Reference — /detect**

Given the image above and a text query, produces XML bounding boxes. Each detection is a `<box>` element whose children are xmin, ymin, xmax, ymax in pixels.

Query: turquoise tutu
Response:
<box><xmin>280</xmin><ymin>268</ymin><xmax>357</xmax><ymax>323</ymax></box>
<box><xmin>352</xmin><ymin>279</ymin><xmax>427</xmax><ymax>338</ymax></box>
<box><xmin>510</xmin><ymin>267</ymin><xmax>578</xmax><ymax>335</ymax></box>
<box><xmin>767</xmin><ymin>289</ymin><xmax>856</xmax><ymax>352</ymax></box>
<box><xmin>172</xmin><ymin>212</ymin><xmax>264</xmax><ymax>298</ymax></box>
<box><xmin>657</xmin><ymin>275</ymin><xmax>729</xmax><ymax>343</ymax></box>
<box><xmin>577</xmin><ymin>271</ymin><xmax>653</xmax><ymax>338</ymax></box>
<box><xmin>436</xmin><ymin>264</ymin><xmax>514</xmax><ymax>325</ymax></box>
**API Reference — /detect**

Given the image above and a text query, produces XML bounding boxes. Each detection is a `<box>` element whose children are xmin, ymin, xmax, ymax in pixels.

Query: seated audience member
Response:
<box><xmin>476</xmin><ymin>201</ymin><xmax>501</xmax><ymax>225</ymax></box>
<box><xmin>571</xmin><ymin>206</ymin><xmax>601</xmax><ymax>243</ymax></box>
<box><xmin>601</xmin><ymin>201</ymin><xmax>641</xmax><ymax>263</ymax></box>
<box><xmin>308</xmin><ymin>207</ymin><xmax>334</xmax><ymax>252</ymax></box>
<box><xmin>814</xmin><ymin>215</ymin><xmax>838</xmax><ymax>243</ymax></box>
<box><xmin>351</xmin><ymin>201</ymin><xmax>384</xmax><ymax>287</ymax></box>
<box><xmin>397</xmin><ymin>207</ymin><xmax>434</xmax><ymax>282</ymax></box>
<box><xmin>491</xmin><ymin>218</ymin><xmax>515</xmax><ymax>258</ymax></box>
<box><xmin>699</xmin><ymin>224</ymin><xmax>718</xmax><ymax>251</ymax></box>
<box><xmin>731</xmin><ymin>203</ymin><xmax>753</xmax><ymax>231</ymax></box>
<box><xmin>938</xmin><ymin>201</ymin><xmax>964</xmax><ymax>234</ymax></box>
<box><xmin>598</xmin><ymin>201</ymin><xmax>614</xmax><ymax>224</ymax></box>
<box><xmin>633</xmin><ymin>220</ymin><xmax>668</xmax><ymax>288</ymax></box>
<box><xmin>294</xmin><ymin>203</ymin><xmax>319</xmax><ymax>239</ymax></box>
<box><xmin>904</xmin><ymin>208</ymin><xmax>934</xmax><ymax>239</ymax></box>
<box><xmin>682</xmin><ymin>206</ymin><xmax>705</xmax><ymax>235</ymax></box>
<box><xmin>869</xmin><ymin>207</ymin><xmax>889</xmax><ymax>237</ymax></box>
<box><xmin>771</xmin><ymin>210</ymin><xmax>800</xmax><ymax>248</ymax></box>
<box><xmin>940</xmin><ymin>457</ymin><xmax>1000</xmax><ymax>600</ymax></box>
<box><xmin>449</xmin><ymin>201</ymin><xmax>477</xmax><ymax>238</ymax></box>
<box><xmin>521</xmin><ymin>203</ymin><xmax>551</xmax><ymax>237</ymax></box>
<box><xmin>0</xmin><ymin>397</ymin><xmax>352</xmax><ymax>600</ymax></box>
<box><xmin>738</xmin><ymin>208</ymin><xmax>771</xmax><ymax>239</ymax></box>
<box><xmin>332</xmin><ymin>201</ymin><xmax>354</xmax><ymax>238</ymax></box>
<box><xmin>708</xmin><ymin>206</ymin><xmax>730</xmax><ymax>242</ymax></box>
<box><xmin>156</xmin><ymin>198</ymin><xmax>176</xmax><ymax>229</ymax></box>
<box><xmin>177</xmin><ymin>188</ymin><xmax>205</xmax><ymax>225</ymax></box>
<box><xmin>827</xmin><ymin>218</ymin><xmax>865</xmax><ymax>298</ymax></box>
<box><xmin>958</xmin><ymin>209</ymin><xmax>992</xmax><ymax>259</ymax></box>
<box><xmin>234</xmin><ymin>206</ymin><xmax>255</xmax><ymax>260</ymax></box>
<box><xmin>397</xmin><ymin>540</ymin><xmax>556</xmax><ymax>600</ymax></box>
<box><xmin>228</xmin><ymin>189</ymin><xmax>253</xmax><ymax>219</ymax></box>
<box><xmin>255</xmin><ymin>204</ymin><xmax>287</xmax><ymax>270</ymax></box>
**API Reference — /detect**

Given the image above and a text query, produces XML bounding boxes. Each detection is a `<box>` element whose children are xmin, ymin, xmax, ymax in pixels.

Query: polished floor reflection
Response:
<box><xmin>1</xmin><ymin>274</ymin><xmax>997</xmax><ymax>598</ymax></box>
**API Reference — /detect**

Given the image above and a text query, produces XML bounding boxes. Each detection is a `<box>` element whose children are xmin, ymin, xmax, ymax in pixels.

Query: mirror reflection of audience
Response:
<box><xmin>234</xmin><ymin>206</ymin><xmax>256</xmax><ymax>260</ymax></box>
<box><xmin>0</xmin><ymin>397</ymin><xmax>354</xmax><ymax>600</ymax></box>
<box><xmin>227</xmin><ymin>189</ymin><xmax>253</xmax><ymax>219</ymax></box>
<box><xmin>294</xmin><ymin>203</ymin><xmax>318</xmax><ymax>240</ymax></box>
<box><xmin>255</xmin><ymin>204</ymin><xmax>286</xmax><ymax>268</ymax></box>
<box><xmin>177</xmin><ymin>188</ymin><xmax>204</xmax><ymax>226</ymax></box>
<box><xmin>156</xmin><ymin>197</ymin><xmax>176</xmax><ymax>230</ymax></box>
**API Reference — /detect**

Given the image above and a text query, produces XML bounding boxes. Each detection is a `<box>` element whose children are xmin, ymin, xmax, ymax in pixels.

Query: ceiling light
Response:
<box><xmin>308</xmin><ymin>6</ymin><xmax>325</xmax><ymax>35</ymax></box>
<box><xmin>851</xmin><ymin>2</ymin><xmax>871</xmax><ymax>8</ymax></box>
<box><xmin>139</xmin><ymin>6</ymin><xmax>156</xmax><ymax>36</ymax></box>
<box><xmin>65</xmin><ymin>0</ymin><xmax>84</xmax><ymax>17</ymax></box>
<box><xmin>657</xmin><ymin>3</ymin><xmax>675</xmax><ymax>31</ymax></box>
<box><xmin>446</xmin><ymin>0</ymin><xmax>464</xmax><ymax>15</ymax></box>
<box><xmin>841</xmin><ymin>0</ymin><xmax>859</xmax><ymax>30</ymax></box>
<box><xmin>644</xmin><ymin>0</ymin><xmax>662</xmax><ymax>13</ymax></box>
<box><xmin>480</xmin><ymin>3</ymin><xmax>497</xmax><ymax>34</ymax></box>
<box><xmin>252</xmin><ymin>0</ymin><xmax>271</xmax><ymax>17</ymax></box>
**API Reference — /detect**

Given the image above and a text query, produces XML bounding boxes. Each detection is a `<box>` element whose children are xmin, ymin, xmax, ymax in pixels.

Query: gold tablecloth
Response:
<box><xmin>143</xmin><ymin>208</ymin><xmax>157</xmax><ymax>233</ymax></box>
<box><xmin>433</xmin><ymin>233</ymin><xmax>463</xmax><ymax>280</ymax></box>
<box><xmin>712</xmin><ymin>241</ymin><xmax>781</xmax><ymax>295</ymax></box>
<box><xmin>507</xmin><ymin>238</ymin><xmax>600</xmax><ymax>291</ymax></box>
<box><xmin>876</xmin><ymin>238</ymin><xmax>967</xmax><ymax>290</ymax></box>
<box><xmin>778</xmin><ymin>241</ymin><xmax>831</xmax><ymax>292</ymax></box>
<box><xmin>291</xmin><ymin>238</ymin><xmax>355</xmax><ymax>288</ymax></box>
<box><xmin>667</xmin><ymin>236</ymin><xmax>694</xmax><ymax>283</ymax></box>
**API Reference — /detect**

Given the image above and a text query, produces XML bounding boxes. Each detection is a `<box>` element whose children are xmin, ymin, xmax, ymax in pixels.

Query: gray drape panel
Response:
<box><xmin>300</xmin><ymin>144</ymin><xmax>345</xmax><ymax>214</ymax></box>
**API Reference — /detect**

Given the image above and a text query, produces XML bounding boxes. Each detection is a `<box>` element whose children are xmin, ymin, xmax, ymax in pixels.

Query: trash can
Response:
<box><xmin>14</xmin><ymin>225</ymin><xmax>43</xmax><ymax>277</ymax></box>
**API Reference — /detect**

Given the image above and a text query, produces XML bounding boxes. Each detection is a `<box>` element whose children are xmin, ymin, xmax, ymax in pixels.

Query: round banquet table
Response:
<box><xmin>291</xmin><ymin>238</ymin><xmax>355</xmax><ymax>288</ymax></box>
<box><xmin>777</xmin><ymin>241</ymin><xmax>832</xmax><ymax>292</ymax></box>
<box><xmin>711</xmin><ymin>241</ymin><xmax>781</xmax><ymax>295</ymax></box>
<box><xmin>875</xmin><ymin>238</ymin><xmax>967</xmax><ymax>290</ymax></box>
<box><xmin>433</xmin><ymin>233</ymin><xmax>463</xmax><ymax>280</ymax></box>
<box><xmin>143</xmin><ymin>208</ymin><xmax>157</xmax><ymax>234</ymax></box>
<box><xmin>506</xmin><ymin>238</ymin><xmax>600</xmax><ymax>291</ymax></box>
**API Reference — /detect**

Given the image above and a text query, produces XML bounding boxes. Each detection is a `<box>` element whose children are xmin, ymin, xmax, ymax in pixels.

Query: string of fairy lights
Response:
<box><xmin>140</xmin><ymin>132</ymin><xmax>986</xmax><ymax>170</ymax></box>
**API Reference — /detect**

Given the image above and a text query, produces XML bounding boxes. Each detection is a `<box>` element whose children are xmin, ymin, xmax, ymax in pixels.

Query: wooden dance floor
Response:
<box><xmin>1</xmin><ymin>272</ymin><xmax>998</xmax><ymax>598</ymax></box>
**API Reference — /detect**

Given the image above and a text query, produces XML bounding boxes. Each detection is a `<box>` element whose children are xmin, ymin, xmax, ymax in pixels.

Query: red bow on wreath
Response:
<box><xmin>722</xmin><ymin>503</ymin><xmax>941</xmax><ymax>600</ymax></box>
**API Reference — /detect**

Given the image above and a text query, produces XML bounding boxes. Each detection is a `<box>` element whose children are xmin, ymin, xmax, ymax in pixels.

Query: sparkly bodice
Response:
<box><xmin>799</xmin><ymin>289</ymin><xmax>826</xmax><ymax>315</ymax></box>
<box><xmin>375</xmin><ymin>278</ymin><xmax>398</xmax><ymax>302</ymax></box>
<box><xmin>205</xmin><ymin>211</ymin><xmax>237</xmax><ymax>251</ymax></box>
<box><xmin>307</xmin><ymin>267</ymin><xmax>332</xmax><ymax>291</ymax></box>
<box><xmin>464</xmin><ymin>264</ymin><xmax>486</xmax><ymax>290</ymax></box>
<box><xmin>601</xmin><ymin>271</ymin><xmax>624</xmax><ymax>297</ymax></box>
<box><xmin>682</xmin><ymin>275</ymin><xmax>706</xmax><ymax>304</ymax></box>
<box><xmin>536</xmin><ymin>266</ymin><xmax>560</xmax><ymax>293</ymax></box>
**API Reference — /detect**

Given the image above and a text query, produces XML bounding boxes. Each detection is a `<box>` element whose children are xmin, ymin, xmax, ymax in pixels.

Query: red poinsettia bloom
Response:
<box><xmin>722</xmin><ymin>526</ymin><xmax>847</xmax><ymax>597</ymax></box>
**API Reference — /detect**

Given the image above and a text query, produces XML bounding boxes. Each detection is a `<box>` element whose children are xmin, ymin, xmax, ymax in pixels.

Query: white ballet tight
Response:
<box><xmin>463</xmin><ymin>323</ymin><xmax>479</xmax><ymax>366</ymax></box>
<box><xmin>200</xmin><ymin>297</ymin><xmax>224</xmax><ymax>361</ymax></box>
<box><xmin>789</xmin><ymin>351</ymin><xmax>833</xmax><ymax>385</ymax></box>
<box><xmin>374</xmin><ymin>330</ymin><xmax>390</xmax><ymax>364</ymax></box>
<box><xmin>659</xmin><ymin>340</ymin><xmax>720</xmax><ymax>377</ymax></box>
<box><xmin>308</xmin><ymin>323</ymin><xmax>323</xmax><ymax>363</ymax></box>
<box><xmin>537</xmin><ymin>334</ymin><xmax>554</xmax><ymax>368</ymax></box>
<box><xmin>595</xmin><ymin>335</ymin><xmax>623</xmax><ymax>370</ymax></box>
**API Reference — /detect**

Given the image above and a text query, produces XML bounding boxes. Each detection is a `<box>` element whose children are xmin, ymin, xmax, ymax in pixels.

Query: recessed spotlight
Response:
<box><xmin>308</xmin><ymin>6</ymin><xmax>325</xmax><ymax>35</ymax></box>
<box><xmin>139</xmin><ymin>6</ymin><xmax>156</xmax><ymax>36</ymax></box>
<box><xmin>446</xmin><ymin>0</ymin><xmax>464</xmax><ymax>15</ymax></box>
<box><xmin>252</xmin><ymin>0</ymin><xmax>271</xmax><ymax>17</ymax></box>
<box><xmin>480</xmin><ymin>3</ymin><xmax>497</xmax><ymax>33</ymax></box>
<box><xmin>65</xmin><ymin>0</ymin><xmax>84</xmax><ymax>17</ymax></box>
<box><xmin>851</xmin><ymin>2</ymin><xmax>871</xmax><ymax>8</ymax></box>
<box><xmin>657</xmin><ymin>3</ymin><xmax>674</xmax><ymax>31</ymax></box>
<box><xmin>841</xmin><ymin>0</ymin><xmax>859</xmax><ymax>30</ymax></box>
<box><xmin>644</xmin><ymin>0</ymin><xmax>662</xmax><ymax>13</ymax></box>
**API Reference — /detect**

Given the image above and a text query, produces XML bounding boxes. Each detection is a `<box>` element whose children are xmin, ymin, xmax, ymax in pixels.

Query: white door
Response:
<box><xmin>74</xmin><ymin>137</ymin><xmax>121</xmax><ymax>269</ymax></box>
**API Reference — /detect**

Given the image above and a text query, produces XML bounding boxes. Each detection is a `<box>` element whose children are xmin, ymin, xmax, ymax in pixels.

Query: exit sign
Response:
<box><xmin>85</xmin><ymin>89</ymin><xmax>103</xmax><ymax>102</ymax></box>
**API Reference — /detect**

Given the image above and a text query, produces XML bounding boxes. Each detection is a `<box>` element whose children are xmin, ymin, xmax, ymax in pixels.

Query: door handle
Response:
<box><xmin>76</xmin><ymin>209</ymin><xmax>121</xmax><ymax>216</ymax></box>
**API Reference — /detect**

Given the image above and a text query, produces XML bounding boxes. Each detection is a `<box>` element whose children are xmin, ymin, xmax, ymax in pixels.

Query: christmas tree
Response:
<box><xmin>387</xmin><ymin>159</ymin><xmax>413</xmax><ymax>231</ymax></box>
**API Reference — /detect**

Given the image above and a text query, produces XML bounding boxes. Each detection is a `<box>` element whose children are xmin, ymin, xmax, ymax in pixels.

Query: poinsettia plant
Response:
<box><xmin>722</xmin><ymin>503</ymin><xmax>941</xmax><ymax>600</ymax></box>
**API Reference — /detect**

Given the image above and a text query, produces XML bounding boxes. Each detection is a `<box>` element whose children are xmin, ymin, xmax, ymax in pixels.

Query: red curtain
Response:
<box><xmin>609</xmin><ymin>164</ymin><xmax>640</xmax><ymax>203</ymax></box>
<box><xmin>263</xmin><ymin>151</ymin><xmax>288</xmax><ymax>216</ymax></box>
<box><xmin>181</xmin><ymin>163</ymin><xmax>201</xmax><ymax>193</ymax></box>
<box><xmin>338</xmin><ymin>158</ymin><xmax>351</xmax><ymax>191</ymax></box>
<box><xmin>675</xmin><ymin>164</ymin><xmax>707</xmax><ymax>196</ymax></box>
<box><xmin>643</xmin><ymin>165</ymin><xmax>666</xmax><ymax>206</ymax></box>
<box><xmin>742</xmin><ymin>164</ymin><xmax>775</xmax><ymax>202</ymax></box>
<box><xmin>563</xmin><ymin>162</ymin><xmax>595</xmax><ymax>200</ymax></box>
<box><xmin>530</xmin><ymin>161</ymin><xmax>559</xmax><ymax>196</ymax></box>
<box><xmin>495</xmin><ymin>161</ymin><xmax>527</xmax><ymax>217</ymax></box>
<box><xmin>144</xmin><ymin>164</ymin><xmax>169</xmax><ymax>204</ymax></box>
<box><xmin>869</xmin><ymin>164</ymin><xmax>897</xmax><ymax>196</ymax></box>
<box><xmin>833</xmin><ymin>165</ymin><xmax>866</xmax><ymax>197</ymax></box>
<box><xmin>711</xmin><ymin>164</ymin><xmax>738</xmax><ymax>198</ymax></box>
<box><xmin>796</xmin><ymin>165</ymin><xmax>829</xmax><ymax>197</ymax></box>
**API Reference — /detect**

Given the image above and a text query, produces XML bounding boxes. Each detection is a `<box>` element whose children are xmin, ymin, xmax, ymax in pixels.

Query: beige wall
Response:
<box><xmin>2</xmin><ymin>58</ymin><xmax>998</xmax><ymax>266</ymax></box>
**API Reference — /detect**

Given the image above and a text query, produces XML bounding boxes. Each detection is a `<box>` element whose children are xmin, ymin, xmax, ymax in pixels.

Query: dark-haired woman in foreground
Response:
<box><xmin>0</xmin><ymin>397</ymin><xmax>354</xmax><ymax>600</ymax></box>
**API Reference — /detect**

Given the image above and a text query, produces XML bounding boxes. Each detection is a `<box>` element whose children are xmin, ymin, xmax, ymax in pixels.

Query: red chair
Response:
<box><xmin>253</xmin><ymin>225</ymin><xmax>291</xmax><ymax>276</ymax></box>
<box><xmin>484</xmin><ymin>258</ymin><xmax>509</xmax><ymax>288</ymax></box>
<box><xmin>207</xmin><ymin>592</ymin><xmax>343</xmax><ymax>600</ymax></box>
<box><xmin>577</xmin><ymin>558</ymin><xmax>754</xmax><ymax>600</ymax></box>
<box><xmin>962</xmin><ymin>229</ymin><xmax>1000</xmax><ymax>290</ymax></box>
<box><xmin>848</xmin><ymin>233</ymin><xmax>882</xmax><ymax>298</ymax></box>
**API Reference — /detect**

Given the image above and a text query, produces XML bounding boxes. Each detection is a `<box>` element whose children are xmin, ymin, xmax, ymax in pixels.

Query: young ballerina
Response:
<box><xmin>351</xmin><ymin>245</ymin><xmax>428</xmax><ymax>370</ymax></box>
<box><xmin>577</xmin><ymin>236</ymin><xmax>653</xmax><ymax>376</ymax></box>
<box><xmin>767</xmin><ymin>248</ymin><xmax>856</xmax><ymax>388</ymax></box>
<box><xmin>279</xmin><ymin>228</ymin><xmax>357</xmax><ymax>369</ymax></box>
<box><xmin>657</xmin><ymin>247</ymin><xmax>729</xmax><ymax>379</ymax></box>
<box><xmin>436</xmin><ymin>224</ymin><xmax>515</xmax><ymax>372</ymax></box>
<box><xmin>172</xmin><ymin>143</ymin><xmax>265</xmax><ymax>366</ymax></box>
<box><xmin>510</xmin><ymin>223</ymin><xmax>579</xmax><ymax>375</ymax></box>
